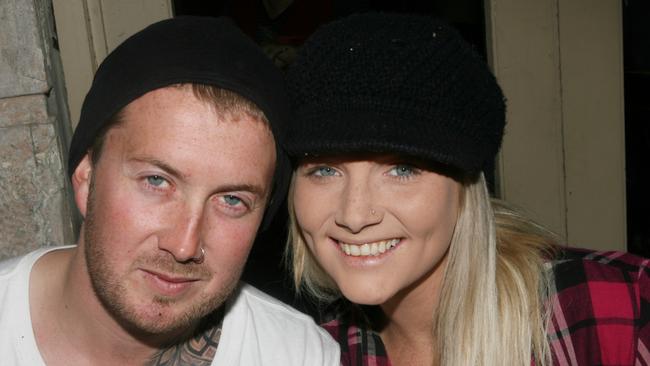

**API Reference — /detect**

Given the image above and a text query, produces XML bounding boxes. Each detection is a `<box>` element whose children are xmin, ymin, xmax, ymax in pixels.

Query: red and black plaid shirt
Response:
<box><xmin>322</xmin><ymin>248</ymin><xmax>650</xmax><ymax>365</ymax></box>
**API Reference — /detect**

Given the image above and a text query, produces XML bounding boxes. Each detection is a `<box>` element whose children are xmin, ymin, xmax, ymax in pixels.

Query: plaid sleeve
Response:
<box><xmin>548</xmin><ymin>248</ymin><xmax>650</xmax><ymax>365</ymax></box>
<box><xmin>321</xmin><ymin>319</ymin><xmax>392</xmax><ymax>366</ymax></box>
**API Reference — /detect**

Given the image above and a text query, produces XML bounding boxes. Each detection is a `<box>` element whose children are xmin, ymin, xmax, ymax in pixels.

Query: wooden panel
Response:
<box><xmin>485</xmin><ymin>0</ymin><xmax>626</xmax><ymax>251</ymax></box>
<box><xmin>485</xmin><ymin>0</ymin><xmax>567</xmax><ymax>238</ymax></box>
<box><xmin>52</xmin><ymin>0</ymin><xmax>97</xmax><ymax>128</ymax></box>
<box><xmin>558</xmin><ymin>1</ymin><xmax>626</xmax><ymax>250</ymax></box>
<box><xmin>100</xmin><ymin>0</ymin><xmax>173</xmax><ymax>51</ymax></box>
<box><xmin>53</xmin><ymin>0</ymin><xmax>172</xmax><ymax>129</ymax></box>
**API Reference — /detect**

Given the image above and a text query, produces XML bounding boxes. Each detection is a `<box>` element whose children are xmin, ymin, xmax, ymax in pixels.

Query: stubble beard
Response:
<box><xmin>82</xmin><ymin>179</ymin><xmax>240</xmax><ymax>337</ymax></box>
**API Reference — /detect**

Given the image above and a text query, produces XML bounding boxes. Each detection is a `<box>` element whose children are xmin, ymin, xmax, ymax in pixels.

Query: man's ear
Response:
<box><xmin>72</xmin><ymin>154</ymin><xmax>93</xmax><ymax>218</ymax></box>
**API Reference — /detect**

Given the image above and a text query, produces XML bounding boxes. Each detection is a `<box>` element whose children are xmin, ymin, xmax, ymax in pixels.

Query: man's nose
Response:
<box><xmin>158</xmin><ymin>205</ymin><xmax>204</xmax><ymax>263</ymax></box>
<box><xmin>334</xmin><ymin>179</ymin><xmax>383</xmax><ymax>233</ymax></box>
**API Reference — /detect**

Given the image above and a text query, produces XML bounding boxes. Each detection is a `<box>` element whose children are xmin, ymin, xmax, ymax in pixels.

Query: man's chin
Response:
<box><xmin>112</xmin><ymin>291</ymin><xmax>228</xmax><ymax>337</ymax></box>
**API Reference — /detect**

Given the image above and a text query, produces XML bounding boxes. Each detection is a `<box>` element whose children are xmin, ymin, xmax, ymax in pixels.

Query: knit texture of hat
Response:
<box><xmin>67</xmin><ymin>16</ymin><xmax>291</xmax><ymax>229</ymax></box>
<box><xmin>285</xmin><ymin>13</ymin><xmax>506</xmax><ymax>175</ymax></box>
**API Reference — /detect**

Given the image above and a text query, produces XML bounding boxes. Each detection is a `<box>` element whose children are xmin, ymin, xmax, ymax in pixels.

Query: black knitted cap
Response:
<box><xmin>68</xmin><ymin>16</ymin><xmax>290</xmax><ymax>229</ymax></box>
<box><xmin>285</xmin><ymin>13</ymin><xmax>506</xmax><ymax>175</ymax></box>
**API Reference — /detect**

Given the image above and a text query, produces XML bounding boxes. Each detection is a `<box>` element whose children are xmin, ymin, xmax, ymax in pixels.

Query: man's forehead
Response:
<box><xmin>113</xmin><ymin>87</ymin><xmax>275</xmax><ymax>151</ymax></box>
<box><xmin>122</xmin><ymin>86</ymin><xmax>202</xmax><ymax>115</ymax></box>
<box><xmin>122</xmin><ymin>86</ymin><xmax>270</xmax><ymax>129</ymax></box>
<box><xmin>102</xmin><ymin>88</ymin><xmax>276</xmax><ymax>189</ymax></box>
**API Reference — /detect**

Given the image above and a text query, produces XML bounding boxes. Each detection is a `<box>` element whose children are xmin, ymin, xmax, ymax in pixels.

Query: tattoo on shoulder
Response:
<box><xmin>146</xmin><ymin>309</ymin><xmax>224</xmax><ymax>366</ymax></box>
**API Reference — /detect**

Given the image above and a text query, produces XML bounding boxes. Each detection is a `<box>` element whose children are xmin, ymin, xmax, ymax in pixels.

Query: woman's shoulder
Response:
<box><xmin>552</xmin><ymin>246</ymin><xmax>649</xmax><ymax>268</ymax></box>
<box><xmin>548</xmin><ymin>246</ymin><xmax>650</xmax><ymax>319</ymax></box>
<box><xmin>321</xmin><ymin>318</ymin><xmax>392</xmax><ymax>366</ymax></box>
<box><xmin>549</xmin><ymin>246</ymin><xmax>649</xmax><ymax>290</ymax></box>
<box><xmin>547</xmin><ymin>246</ymin><xmax>650</xmax><ymax>365</ymax></box>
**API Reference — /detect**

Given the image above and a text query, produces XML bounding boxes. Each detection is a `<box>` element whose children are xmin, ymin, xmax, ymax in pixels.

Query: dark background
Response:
<box><xmin>623</xmin><ymin>0</ymin><xmax>650</xmax><ymax>260</ymax></box>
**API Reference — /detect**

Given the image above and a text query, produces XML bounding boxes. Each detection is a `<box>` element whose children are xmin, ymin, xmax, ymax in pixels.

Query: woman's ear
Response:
<box><xmin>72</xmin><ymin>154</ymin><xmax>93</xmax><ymax>218</ymax></box>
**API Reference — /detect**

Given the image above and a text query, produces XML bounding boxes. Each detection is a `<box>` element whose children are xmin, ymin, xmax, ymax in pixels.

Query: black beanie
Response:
<box><xmin>68</xmin><ymin>16</ymin><xmax>290</xmax><ymax>229</ymax></box>
<box><xmin>285</xmin><ymin>13</ymin><xmax>506</xmax><ymax>175</ymax></box>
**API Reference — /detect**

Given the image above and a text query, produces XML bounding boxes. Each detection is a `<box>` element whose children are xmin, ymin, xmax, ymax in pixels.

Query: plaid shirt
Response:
<box><xmin>321</xmin><ymin>248</ymin><xmax>650</xmax><ymax>366</ymax></box>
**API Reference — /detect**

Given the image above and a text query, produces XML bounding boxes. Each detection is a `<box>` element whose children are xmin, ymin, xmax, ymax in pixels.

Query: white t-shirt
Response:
<box><xmin>0</xmin><ymin>247</ymin><xmax>340</xmax><ymax>365</ymax></box>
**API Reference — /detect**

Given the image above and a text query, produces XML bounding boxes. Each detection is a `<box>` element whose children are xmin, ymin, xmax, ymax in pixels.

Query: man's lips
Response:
<box><xmin>144</xmin><ymin>270</ymin><xmax>199</xmax><ymax>283</ymax></box>
<box><xmin>140</xmin><ymin>269</ymin><xmax>200</xmax><ymax>296</ymax></box>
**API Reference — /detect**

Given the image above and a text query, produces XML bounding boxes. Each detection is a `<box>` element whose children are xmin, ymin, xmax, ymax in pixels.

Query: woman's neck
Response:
<box><xmin>378</xmin><ymin>252</ymin><xmax>449</xmax><ymax>366</ymax></box>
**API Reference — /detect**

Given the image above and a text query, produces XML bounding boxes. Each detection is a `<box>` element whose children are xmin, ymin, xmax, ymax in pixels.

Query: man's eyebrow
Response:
<box><xmin>128</xmin><ymin>157</ymin><xmax>188</xmax><ymax>181</ymax></box>
<box><xmin>128</xmin><ymin>157</ymin><xmax>268</xmax><ymax>197</ymax></box>
<box><xmin>217</xmin><ymin>184</ymin><xmax>267</xmax><ymax>197</ymax></box>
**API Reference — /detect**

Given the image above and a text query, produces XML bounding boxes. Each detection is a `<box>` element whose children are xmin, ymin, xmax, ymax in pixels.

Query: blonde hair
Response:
<box><xmin>286</xmin><ymin>173</ymin><xmax>557</xmax><ymax>366</ymax></box>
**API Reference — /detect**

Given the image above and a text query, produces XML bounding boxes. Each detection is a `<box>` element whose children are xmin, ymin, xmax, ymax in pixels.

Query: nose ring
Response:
<box><xmin>193</xmin><ymin>247</ymin><xmax>205</xmax><ymax>264</ymax></box>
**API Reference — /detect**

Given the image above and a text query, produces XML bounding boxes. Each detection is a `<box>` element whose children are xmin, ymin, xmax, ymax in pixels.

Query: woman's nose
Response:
<box><xmin>334</xmin><ymin>179</ymin><xmax>383</xmax><ymax>233</ymax></box>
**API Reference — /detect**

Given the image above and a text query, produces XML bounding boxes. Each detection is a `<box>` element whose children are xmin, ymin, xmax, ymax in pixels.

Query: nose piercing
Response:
<box><xmin>193</xmin><ymin>247</ymin><xmax>205</xmax><ymax>264</ymax></box>
<box><xmin>370</xmin><ymin>208</ymin><xmax>376</xmax><ymax>216</ymax></box>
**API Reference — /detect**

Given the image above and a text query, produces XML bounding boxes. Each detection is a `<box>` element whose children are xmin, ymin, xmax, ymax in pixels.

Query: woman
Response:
<box><xmin>283</xmin><ymin>13</ymin><xmax>650</xmax><ymax>366</ymax></box>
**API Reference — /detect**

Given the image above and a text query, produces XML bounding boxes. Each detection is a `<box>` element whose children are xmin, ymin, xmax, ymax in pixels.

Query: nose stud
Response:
<box><xmin>370</xmin><ymin>208</ymin><xmax>376</xmax><ymax>216</ymax></box>
<box><xmin>193</xmin><ymin>247</ymin><xmax>205</xmax><ymax>264</ymax></box>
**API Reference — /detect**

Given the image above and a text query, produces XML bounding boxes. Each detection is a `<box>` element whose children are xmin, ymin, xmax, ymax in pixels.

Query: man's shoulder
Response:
<box><xmin>0</xmin><ymin>246</ymin><xmax>74</xmax><ymax>278</ymax></box>
<box><xmin>218</xmin><ymin>283</ymin><xmax>340</xmax><ymax>365</ymax></box>
<box><xmin>0</xmin><ymin>246</ymin><xmax>70</xmax><ymax>366</ymax></box>
<box><xmin>0</xmin><ymin>255</ymin><xmax>23</xmax><ymax>277</ymax></box>
<box><xmin>232</xmin><ymin>283</ymin><xmax>328</xmax><ymax>327</ymax></box>
<box><xmin>0</xmin><ymin>247</ymin><xmax>50</xmax><ymax>277</ymax></box>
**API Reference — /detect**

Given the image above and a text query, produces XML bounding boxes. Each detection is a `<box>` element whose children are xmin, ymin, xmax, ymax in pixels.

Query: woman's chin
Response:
<box><xmin>339</xmin><ymin>284</ymin><xmax>392</xmax><ymax>306</ymax></box>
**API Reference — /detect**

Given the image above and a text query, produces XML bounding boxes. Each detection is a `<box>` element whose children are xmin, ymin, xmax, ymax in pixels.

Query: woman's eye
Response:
<box><xmin>388</xmin><ymin>164</ymin><xmax>417</xmax><ymax>177</ymax></box>
<box><xmin>312</xmin><ymin>166</ymin><xmax>338</xmax><ymax>177</ymax></box>
<box><xmin>146</xmin><ymin>175</ymin><xmax>167</xmax><ymax>187</ymax></box>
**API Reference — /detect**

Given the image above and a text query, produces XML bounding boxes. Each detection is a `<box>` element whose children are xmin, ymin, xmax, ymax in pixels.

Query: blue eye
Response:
<box><xmin>389</xmin><ymin>165</ymin><xmax>416</xmax><ymax>177</ymax></box>
<box><xmin>312</xmin><ymin>166</ymin><xmax>337</xmax><ymax>177</ymax></box>
<box><xmin>223</xmin><ymin>195</ymin><xmax>243</xmax><ymax>206</ymax></box>
<box><xmin>147</xmin><ymin>175</ymin><xmax>167</xmax><ymax>186</ymax></box>
<box><xmin>214</xmin><ymin>194</ymin><xmax>252</xmax><ymax>218</ymax></box>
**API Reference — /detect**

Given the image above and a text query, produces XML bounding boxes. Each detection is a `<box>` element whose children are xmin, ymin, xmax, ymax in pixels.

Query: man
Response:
<box><xmin>0</xmin><ymin>16</ymin><xmax>339</xmax><ymax>365</ymax></box>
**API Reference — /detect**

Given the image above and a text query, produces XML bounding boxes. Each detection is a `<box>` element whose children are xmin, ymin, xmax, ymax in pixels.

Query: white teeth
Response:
<box><xmin>350</xmin><ymin>245</ymin><xmax>360</xmax><ymax>256</ymax></box>
<box><xmin>360</xmin><ymin>244</ymin><xmax>370</xmax><ymax>255</ymax></box>
<box><xmin>338</xmin><ymin>238</ymin><xmax>400</xmax><ymax>257</ymax></box>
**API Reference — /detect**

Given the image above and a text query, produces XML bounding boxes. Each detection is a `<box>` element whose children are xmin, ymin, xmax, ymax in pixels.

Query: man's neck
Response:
<box><xmin>146</xmin><ymin>308</ymin><xmax>224</xmax><ymax>366</ymax></box>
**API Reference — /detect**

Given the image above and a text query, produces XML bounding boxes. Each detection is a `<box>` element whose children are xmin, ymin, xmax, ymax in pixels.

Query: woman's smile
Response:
<box><xmin>335</xmin><ymin>238</ymin><xmax>401</xmax><ymax>257</ymax></box>
<box><xmin>293</xmin><ymin>156</ymin><xmax>460</xmax><ymax>305</ymax></box>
